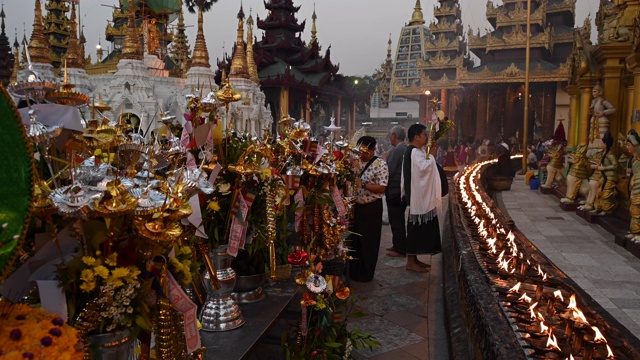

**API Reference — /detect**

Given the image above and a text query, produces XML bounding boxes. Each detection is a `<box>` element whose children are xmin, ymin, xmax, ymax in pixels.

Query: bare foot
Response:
<box><xmin>415</xmin><ymin>260</ymin><xmax>431</xmax><ymax>268</ymax></box>
<box><xmin>406</xmin><ymin>265</ymin><xmax>429</xmax><ymax>273</ymax></box>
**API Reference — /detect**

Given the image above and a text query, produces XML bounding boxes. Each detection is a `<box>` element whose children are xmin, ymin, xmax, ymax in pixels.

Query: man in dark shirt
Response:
<box><xmin>385</xmin><ymin>126</ymin><xmax>408</xmax><ymax>257</ymax></box>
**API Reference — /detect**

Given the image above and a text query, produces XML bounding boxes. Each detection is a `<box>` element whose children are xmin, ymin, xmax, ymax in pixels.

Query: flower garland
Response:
<box><xmin>0</xmin><ymin>304</ymin><xmax>82</xmax><ymax>360</ymax></box>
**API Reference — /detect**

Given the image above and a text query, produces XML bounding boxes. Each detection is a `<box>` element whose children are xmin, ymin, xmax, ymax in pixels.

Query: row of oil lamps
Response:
<box><xmin>455</xmin><ymin>159</ymin><xmax>616</xmax><ymax>360</ymax></box>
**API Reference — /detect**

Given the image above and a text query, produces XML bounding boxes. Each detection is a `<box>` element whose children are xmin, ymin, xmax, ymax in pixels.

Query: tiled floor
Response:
<box><xmin>348</xmin><ymin>202</ymin><xmax>449</xmax><ymax>360</ymax></box>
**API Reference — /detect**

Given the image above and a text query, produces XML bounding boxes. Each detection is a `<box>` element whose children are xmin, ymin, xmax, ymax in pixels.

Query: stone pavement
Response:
<box><xmin>497</xmin><ymin>174</ymin><xmax>640</xmax><ymax>339</ymax></box>
<box><xmin>348</xmin><ymin>200</ymin><xmax>450</xmax><ymax>360</ymax></box>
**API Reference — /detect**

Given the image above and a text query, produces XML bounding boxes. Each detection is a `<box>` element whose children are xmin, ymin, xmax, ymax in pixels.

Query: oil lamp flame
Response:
<box><xmin>564</xmin><ymin>355</ymin><xmax>575</xmax><ymax>360</ymax></box>
<box><xmin>591</xmin><ymin>326</ymin><xmax>606</xmax><ymax>343</ymax></box>
<box><xmin>572</xmin><ymin>308</ymin><xmax>589</xmax><ymax>325</ymax></box>
<box><xmin>507</xmin><ymin>230</ymin><xmax>515</xmax><ymax>241</ymax></box>
<box><xmin>540</xmin><ymin>321</ymin><xmax>549</xmax><ymax>335</ymax></box>
<box><xmin>568</xmin><ymin>294</ymin><xmax>577</xmax><ymax>310</ymax></box>
<box><xmin>554</xmin><ymin>290</ymin><xmax>564</xmax><ymax>302</ymax></box>
<box><xmin>529</xmin><ymin>302</ymin><xmax>538</xmax><ymax>320</ymax></box>
<box><xmin>546</xmin><ymin>329</ymin><xmax>560</xmax><ymax>351</ymax></box>
<box><xmin>508</xmin><ymin>282</ymin><xmax>521</xmax><ymax>293</ymax></box>
<box><xmin>606</xmin><ymin>344</ymin><xmax>614</xmax><ymax>358</ymax></box>
<box><xmin>519</xmin><ymin>293</ymin><xmax>532</xmax><ymax>303</ymax></box>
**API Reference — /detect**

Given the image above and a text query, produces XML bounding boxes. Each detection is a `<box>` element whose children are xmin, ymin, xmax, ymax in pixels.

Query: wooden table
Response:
<box><xmin>201</xmin><ymin>281</ymin><xmax>301</xmax><ymax>360</ymax></box>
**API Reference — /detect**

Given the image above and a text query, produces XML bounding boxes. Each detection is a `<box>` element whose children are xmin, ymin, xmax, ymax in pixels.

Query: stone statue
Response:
<box><xmin>626</xmin><ymin>130</ymin><xmax>640</xmax><ymax>242</ymax></box>
<box><xmin>541</xmin><ymin>144</ymin><xmax>565</xmax><ymax>189</ymax></box>
<box><xmin>589</xmin><ymin>84</ymin><xmax>616</xmax><ymax>143</ymax></box>
<box><xmin>579</xmin><ymin>132</ymin><xmax>618</xmax><ymax>214</ymax></box>
<box><xmin>597</xmin><ymin>0</ymin><xmax>628</xmax><ymax>43</ymax></box>
<box><xmin>560</xmin><ymin>145</ymin><xmax>591</xmax><ymax>204</ymax></box>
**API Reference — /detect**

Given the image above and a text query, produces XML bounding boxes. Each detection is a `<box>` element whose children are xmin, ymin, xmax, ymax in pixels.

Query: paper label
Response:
<box><xmin>228</xmin><ymin>196</ymin><xmax>248</xmax><ymax>257</ymax></box>
<box><xmin>166</xmin><ymin>272</ymin><xmax>201</xmax><ymax>354</ymax></box>
<box><xmin>294</xmin><ymin>189</ymin><xmax>305</xmax><ymax>232</ymax></box>
<box><xmin>332</xmin><ymin>185</ymin><xmax>346</xmax><ymax>217</ymax></box>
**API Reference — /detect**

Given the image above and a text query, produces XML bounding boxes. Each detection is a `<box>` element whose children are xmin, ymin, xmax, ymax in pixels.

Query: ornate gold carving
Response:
<box><xmin>495</xmin><ymin>1</ymin><xmax>545</xmax><ymax>28</ymax></box>
<box><xmin>547</xmin><ymin>0</ymin><xmax>576</xmax><ymax>17</ymax></box>
<box><xmin>120</xmin><ymin>1</ymin><xmax>142</xmax><ymax>60</ymax></box>
<box><xmin>456</xmin><ymin>58</ymin><xmax>571</xmax><ymax>84</ymax></box>
<box><xmin>86</xmin><ymin>57</ymin><xmax>119</xmax><ymax>75</ymax></box>
<box><xmin>433</xmin><ymin>2</ymin><xmax>460</xmax><ymax>18</ymax></box>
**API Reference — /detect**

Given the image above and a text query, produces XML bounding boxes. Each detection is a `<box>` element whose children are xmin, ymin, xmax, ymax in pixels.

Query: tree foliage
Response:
<box><xmin>184</xmin><ymin>0</ymin><xmax>220</xmax><ymax>14</ymax></box>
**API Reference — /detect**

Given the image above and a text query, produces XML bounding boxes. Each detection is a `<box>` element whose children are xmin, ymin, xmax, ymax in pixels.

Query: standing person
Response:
<box><xmin>385</xmin><ymin>126</ymin><xmax>408</xmax><ymax>257</ymax></box>
<box><xmin>349</xmin><ymin>136</ymin><xmax>388</xmax><ymax>282</ymax></box>
<box><xmin>401</xmin><ymin>124</ymin><xmax>442</xmax><ymax>273</ymax></box>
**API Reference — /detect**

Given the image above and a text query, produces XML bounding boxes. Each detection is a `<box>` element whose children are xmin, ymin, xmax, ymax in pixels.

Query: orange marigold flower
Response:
<box><xmin>300</xmin><ymin>292</ymin><xmax>317</xmax><ymax>307</ymax></box>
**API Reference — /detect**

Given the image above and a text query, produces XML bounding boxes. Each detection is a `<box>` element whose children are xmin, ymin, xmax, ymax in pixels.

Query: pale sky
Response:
<box><xmin>2</xmin><ymin>0</ymin><xmax>601</xmax><ymax>76</ymax></box>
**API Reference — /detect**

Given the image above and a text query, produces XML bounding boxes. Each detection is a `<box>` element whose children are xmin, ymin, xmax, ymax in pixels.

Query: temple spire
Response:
<box><xmin>10</xmin><ymin>29</ymin><xmax>20</xmax><ymax>84</ymax></box>
<box><xmin>308</xmin><ymin>5</ymin><xmax>317</xmax><ymax>48</ymax></box>
<box><xmin>246</xmin><ymin>11</ymin><xmax>259</xmax><ymax>84</ymax></box>
<box><xmin>120</xmin><ymin>0</ymin><xmax>142</xmax><ymax>60</ymax></box>
<box><xmin>28</xmin><ymin>0</ymin><xmax>51</xmax><ymax>64</ymax></box>
<box><xmin>409</xmin><ymin>0</ymin><xmax>425</xmax><ymax>26</ymax></box>
<box><xmin>191</xmin><ymin>6</ymin><xmax>210</xmax><ymax>68</ymax></box>
<box><xmin>65</xmin><ymin>1</ymin><xmax>83</xmax><ymax>69</ymax></box>
<box><xmin>229</xmin><ymin>4</ymin><xmax>249</xmax><ymax>79</ymax></box>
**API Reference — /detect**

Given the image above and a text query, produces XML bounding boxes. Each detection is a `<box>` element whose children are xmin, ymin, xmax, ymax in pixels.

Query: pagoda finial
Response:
<box><xmin>120</xmin><ymin>0</ymin><xmax>142</xmax><ymax>60</ymax></box>
<box><xmin>1</xmin><ymin>4</ymin><xmax>6</xmax><ymax>34</ymax></box>
<box><xmin>409</xmin><ymin>0</ymin><xmax>425</xmax><ymax>26</ymax></box>
<box><xmin>229</xmin><ymin>3</ymin><xmax>250</xmax><ymax>79</ymax></box>
<box><xmin>308</xmin><ymin>3</ymin><xmax>317</xmax><ymax>48</ymax></box>
<box><xmin>28</xmin><ymin>0</ymin><xmax>51</xmax><ymax>64</ymax></box>
<box><xmin>387</xmin><ymin>33</ymin><xmax>392</xmax><ymax>59</ymax></box>
<box><xmin>10</xmin><ymin>32</ymin><xmax>19</xmax><ymax>84</ymax></box>
<box><xmin>65</xmin><ymin>1</ymin><xmax>83</xmax><ymax>69</ymax></box>
<box><xmin>191</xmin><ymin>6</ymin><xmax>210</xmax><ymax>68</ymax></box>
<box><xmin>246</xmin><ymin>11</ymin><xmax>259</xmax><ymax>84</ymax></box>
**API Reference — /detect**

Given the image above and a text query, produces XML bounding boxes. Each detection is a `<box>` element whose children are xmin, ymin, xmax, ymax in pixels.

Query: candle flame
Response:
<box><xmin>542</xmin><ymin>272</ymin><xmax>548</xmax><ymax>281</ymax></box>
<box><xmin>564</xmin><ymin>355</ymin><xmax>575</xmax><ymax>360</ymax></box>
<box><xmin>508</xmin><ymin>282</ymin><xmax>521</xmax><ymax>293</ymax></box>
<box><xmin>519</xmin><ymin>293</ymin><xmax>532</xmax><ymax>303</ymax></box>
<box><xmin>507</xmin><ymin>230</ymin><xmax>515</xmax><ymax>241</ymax></box>
<box><xmin>546</xmin><ymin>329</ymin><xmax>560</xmax><ymax>351</ymax></box>
<box><xmin>529</xmin><ymin>302</ymin><xmax>538</xmax><ymax>320</ymax></box>
<box><xmin>540</xmin><ymin>321</ymin><xmax>548</xmax><ymax>334</ymax></box>
<box><xmin>553</xmin><ymin>290</ymin><xmax>564</xmax><ymax>302</ymax></box>
<box><xmin>568</xmin><ymin>294</ymin><xmax>577</xmax><ymax>310</ymax></box>
<box><xmin>606</xmin><ymin>344</ymin><xmax>614</xmax><ymax>358</ymax></box>
<box><xmin>572</xmin><ymin>308</ymin><xmax>589</xmax><ymax>325</ymax></box>
<box><xmin>591</xmin><ymin>326</ymin><xmax>606</xmax><ymax>343</ymax></box>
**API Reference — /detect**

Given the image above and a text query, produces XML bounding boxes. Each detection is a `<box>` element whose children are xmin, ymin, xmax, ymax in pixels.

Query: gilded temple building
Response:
<box><xmin>392</xmin><ymin>0</ymin><xmax>468</xmax><ymax>125</ymax></box>
<box><xmin>43</xmin><ymin>0</ymin><xmax>71</xmax><ymax>69</ymax></box>
<box><xmin>458</xmin><ymin>0</ymin><xmax>575</xmax><ymax>142</ymax></box>
<box><xmin>253</xmin><ymin>0</ymin><xmax>357</xmax><ymax>135</ymax></box>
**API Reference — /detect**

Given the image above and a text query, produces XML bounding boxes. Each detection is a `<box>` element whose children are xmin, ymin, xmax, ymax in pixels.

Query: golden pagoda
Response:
<box><xmin>120</xmin><ymin>0</ymin><xmax>142</xmax><ymax>61</ymax></box>
<box><xmin>229</xmin><ymin>5</ymin><xmax>250</xmax><ymax>80</ymax></box>
<box><xmin>246</xmin><ymin>12</ymin><xmax>259</xmax><ymax>84</ymax></box>
<box><xmin>28</xmin><ymin>0</ymin><xmax>52</xmax><ymax>65</ymax></box>
<box><xmin>191</xmin><ymin>5</ymin><xmax>210</xmax><ymax>68</ymax></box>
<box><xmin>64</xmin><ymin>1</ymin><xmax>83</xmax><ymax>69</ymax></box>
<box><xmin>372</xmin><ymin>35</ymin><xmax>394</xmax><ymax>110</ymax></box>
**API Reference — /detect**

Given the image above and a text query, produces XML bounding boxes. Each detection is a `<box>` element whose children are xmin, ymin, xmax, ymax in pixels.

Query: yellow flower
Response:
<box><xmin>105</xmin><ymin>253</ymin><xmax>118</xmax><ymax>267</ymax></box>
<box><xmin>94</xmin><ymin>149</ymin><xmax>103</xmax><ymax>156</ymax></box>
<box><xmin>93</xmin><ymin>265</ymin><xmax>109</xmax><ymax>279</ymax></box>
<box><xmin>207</xmin><ymin>201</ymin><xmax>220</xmax><ymax>212</ymax></box>
<box><xmin>80</xmin><ymin>269</ymin><xmax>95</xmax><ymax>282</ymax></box>
<box><xmin>111</xmin><ymin>267</ymin><xmax>130</xmax><ymax>279</ymax></box>
<box><xmin>177</xmin><ymin>246</ymin><xmax>192</xmax><ymax>257</ymax></box>
<box><xmin>80</xmin><ymin>280</ymin><xmax>96</xmax><ymax>293</ymax></box>
<box><xmin>260</xmin><ymin>168</ymin><xmax>272</xmax><ymax>180</ymax></box>
<box><xmin>82</xmin><ymin>256</ymin><xmax>97</xmax><ymax>266</ymax></box>
<box><xmin>128</xmin><ymin>267</ymin><xmax>141</xmax><ymax>279</ymax></box>
<box><xmin>106</xmin><ymin>277</ymin><xmax>124</xmax><ymax>287</ymax></box>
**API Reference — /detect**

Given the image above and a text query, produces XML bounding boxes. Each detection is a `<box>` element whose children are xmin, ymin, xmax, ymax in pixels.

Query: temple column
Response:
<box><xmin>337</xmin><ymin>96</ymin><xmax>342</xmax><ymax>126</ymax></box>
<box><xmin>626</xmin><ymin>52</ymin><xmax>640</xmax><ymax>133</ymax></box>
<box><xmin>440</xmin><ymin>88</ymin><xmax>448</xmax><ymax>116</ymax></box>
<box><xmin>280</xmin><ymin>86</ymin><xmax>290</xmax><ymax>120</ymax></box>
<box><xmin>594</xmin><ymin>44</ymin><xmax>626</xmax><ymax>141</ymax></box>
<box><xmin>566</xmin><ymin>85</ymin><xmax>580</xmax><ymax>148</ymax></box>
<box><xmin>305</xmin><ymin>90</ymin><xmax>311</xmax><ymax>122</ymax></box>
<box><xmin>476</xmin><ymin>85</ymin><xmax>488</xmax><ymax>141</ymax></box>
<box><xmin>576</xmin><ymin>78</ymin><xmax>597</xmax><ymax>145</ymax></box>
